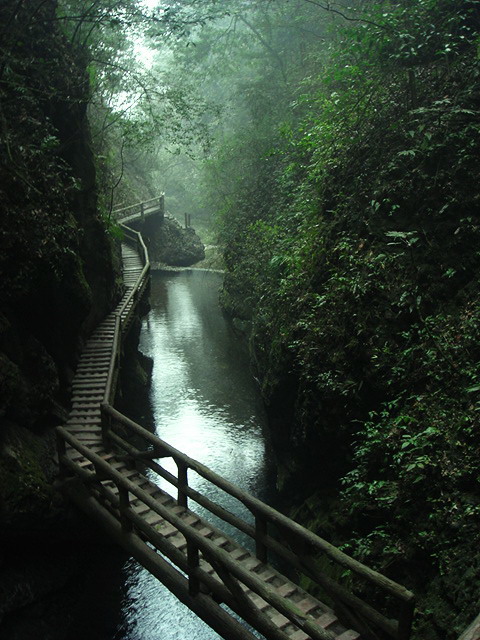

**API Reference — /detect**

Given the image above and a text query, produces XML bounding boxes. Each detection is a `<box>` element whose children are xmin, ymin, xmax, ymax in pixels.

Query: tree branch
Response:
<box><xmin>302</xmin><ymin>0</ymin><xmax>396</xmax><ymax>32</ymax></box>
<box><xmin>238</xmin><ymin>15</ymin><xmax>288</xmax><ymax>84</ymax></box>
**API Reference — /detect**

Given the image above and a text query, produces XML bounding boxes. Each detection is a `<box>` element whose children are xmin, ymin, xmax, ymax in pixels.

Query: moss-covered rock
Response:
<box><xmin>140</xmin><ymin>215</ymin><xmax>205</xmax><ymax>266</ymax></box>
<box><xmin>0</xmin><ymin>422</ymin><xmax>56</xmax><ymax>530</ymax></box>
<box><xmin>0</xmin><ymin>0</ymin><xmax>121</xmax><ymax>528</ymax></box>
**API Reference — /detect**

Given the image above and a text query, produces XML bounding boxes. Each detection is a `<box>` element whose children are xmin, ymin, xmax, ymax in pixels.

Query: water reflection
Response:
<box><xmin>119</xmin><ymin>271</ymin><xmax>272</xmax><ymax>640</ymax></box>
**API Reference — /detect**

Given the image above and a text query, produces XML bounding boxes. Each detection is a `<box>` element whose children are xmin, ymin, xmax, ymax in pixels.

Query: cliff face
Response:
<box><xmin>0</xmin><ymin>0</ymin><xmax>122</xmax><ymax>531</ymax></box>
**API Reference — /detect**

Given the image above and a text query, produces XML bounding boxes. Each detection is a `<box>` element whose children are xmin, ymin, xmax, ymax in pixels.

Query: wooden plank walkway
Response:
<box><xmin>66</xmin><ymin>244</ymin><xmax>140</xmax><ymax>443</ymax></box>
<box><xmin>57</xmin><ymin>223</ymin><xmax>415</xmax><ymax>640</ymax></box>
<box><xmin>114</xmin><ymin>194</ymin><xmax>165</xmax><ymax>225</ymax></box>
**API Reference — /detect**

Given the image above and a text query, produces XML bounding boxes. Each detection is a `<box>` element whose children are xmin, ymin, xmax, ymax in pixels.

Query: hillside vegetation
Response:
<box><xmin>0</xmin><ymin>0</ymin><xmax>121</xmax><ymax>528</ymax></box>
<box><xmin>1</xmin><ymin>0</ymin><xmax>478</xmax><ymax>637</ymax></box>
<box><xmin>206</xmin><ymin>2</ymin><xmax>480</xmax><ymax>637</ymax></box>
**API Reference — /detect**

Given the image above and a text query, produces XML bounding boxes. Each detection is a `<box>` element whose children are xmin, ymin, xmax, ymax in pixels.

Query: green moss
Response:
<box><xmin>0</xmin><ymin>426</ymin><xmax>53</xmax><ymax>520</ymax></box>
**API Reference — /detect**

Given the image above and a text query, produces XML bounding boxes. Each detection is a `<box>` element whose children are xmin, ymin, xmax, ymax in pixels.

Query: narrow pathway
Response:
<box><xmin>57</xmin><ymin>230</ymin><xmax>413</xmax><ymax>640</ymax></box>
<box><xmin>66</xmin><ymin>243</ymin><xmax>142</xmax><ymax>446</ymax></box>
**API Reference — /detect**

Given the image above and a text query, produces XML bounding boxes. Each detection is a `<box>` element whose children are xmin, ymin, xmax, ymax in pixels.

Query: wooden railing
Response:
<box><xmin>58</xmin><ymin>428</ymin><xmax>334</xmax><ymax>640</ymax></box>
<box><xmin>114</xmin><ymin>194</ymin><xmax>165</xmax><ymax>222</ymax></box>
<box><xmin>457</xmin><ymin>614</ymin><xmax>480</xmax><ymax>640</ymax></box>
<box><xmin>99</xmin><ymin>406</ymin><xmax>415</xmax><ymax>640</ymax></box>
<box><xmin>58</xmin><ymin>403</ymin><xmax>415</xmax><ymax>640</ymax></box>
<box><xmin>118</xmin><ymin>226</ymin><xmax>150</xmax><ymax>321</ymax></box>
<box><xmin>99</xmin><ymin>224</ymin><xmax>150</xmax><ymax>410</ymax></box>
<box><xmin>57</xmin><ymin>217</ymin><xmax>415</xmax><ymax>640</ymax></box>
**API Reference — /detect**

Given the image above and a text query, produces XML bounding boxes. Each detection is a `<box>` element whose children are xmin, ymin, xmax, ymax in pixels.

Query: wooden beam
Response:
<box><xmin>61</xmin><ymin>478</ymin><xmax>259</xmax><ymax>640</ymax></box>
<box><xmin>457</xmin><ymin>614</ymin><xmax>480</xmax><ymax>640</ymax></box>
<box><xmin>101</xmin><ymin>404</ymin><xmax>414</xmax><ymax>604</ymax></box>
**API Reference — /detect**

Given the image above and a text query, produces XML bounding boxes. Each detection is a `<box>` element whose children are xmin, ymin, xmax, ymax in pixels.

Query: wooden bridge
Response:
<box><xmin>56</xmin><ymin>214</ymin><xmax>415</xmax><ymax>640</ymax></box>
<box><xmin>114</xmin><ymin>194</ymin><xmax>165</xmax><ymax>224</ymax></box>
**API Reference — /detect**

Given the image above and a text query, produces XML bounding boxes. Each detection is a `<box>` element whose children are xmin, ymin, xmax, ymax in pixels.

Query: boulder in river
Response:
<box><xmin>141</xmin><ymin>215</ymin><xmax>205</xmax><ymax>267</ymax></box>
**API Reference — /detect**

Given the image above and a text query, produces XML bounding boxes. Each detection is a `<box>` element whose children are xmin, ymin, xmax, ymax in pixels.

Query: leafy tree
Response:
<box><xmin>190</xmin><ymin>2</ymin><xmax>480</xmax><ymax>637</ymax></box>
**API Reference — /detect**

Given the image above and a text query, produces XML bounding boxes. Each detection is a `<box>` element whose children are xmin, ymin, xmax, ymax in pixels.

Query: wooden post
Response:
<box><xmin>140</xmin><ymin>202</ymin><xmax>145</xmax><ymax>221</ymax></box>
<box><xmin>56</xmin><ymin>429</ymin><xmax>67</xmax><ymax>478</ymax></box>
<box><xmin>101</xmin><ymin>403</ymin><xmax>110</xmax><ymax>446</ymax></box>
<box><xmin>118</xmin><ymin>485</ymin><xmax>133</xmax><ymax>532</ymax></box>
<box><xmin>159</xmin><ymin>194</ymin><xmax>165</xmax><ymax>218</ymax></box>
<box><xmin>177</xmin><ymin>461</ymin><xmax>188</xmax><ymax>508</ymax></box>
<box><xmin>187</xmin><ymin>541</ymin><xmax>200</xmax><ymax>596</ymax></box>
<box><xmin>397</xmin><ymin>596</ymin><xmax>415</xmax><ymax>640</ymax></box>
<box><xmin>255</xmin><ymin>514</ymin><xmax>268</xmax><ymax>563</ymax></box>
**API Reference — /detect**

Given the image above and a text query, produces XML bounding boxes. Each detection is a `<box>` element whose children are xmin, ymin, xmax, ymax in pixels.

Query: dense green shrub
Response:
<box><xmin>217</xmin><ymin>1</ymin><xmax>480</xmax><ymax>636</ymax></box>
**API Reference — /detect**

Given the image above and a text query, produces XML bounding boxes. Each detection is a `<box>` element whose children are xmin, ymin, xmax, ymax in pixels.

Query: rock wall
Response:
<box><xmin>0</xmin><ymin>0</ymin><xmax>121</xmax><ymax>533</ymax></box>
<box><xmin>0</xmin><ymin>4</ymin><xmax>126</xmax><ymax>634</ymax></box>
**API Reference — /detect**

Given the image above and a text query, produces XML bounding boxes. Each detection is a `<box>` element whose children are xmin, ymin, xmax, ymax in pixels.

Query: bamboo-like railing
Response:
<box><xmin>457</xmin><ymin>614</ymin><xmax>480</xmax><ymax>640</ymax></box>
<box><xmin>98</xmin><ymin>404</ymin><xmax>415</xmax><ymax>640</ymax></box>
<box><xmin>114</xmin><ymin>194</ymin><xmax>165</xmax><ymax>223</ymax></box>
<box><xmin>57</xmin><ymin>219</ymin><xmax>415</xmax><ymax>640</ymax></box>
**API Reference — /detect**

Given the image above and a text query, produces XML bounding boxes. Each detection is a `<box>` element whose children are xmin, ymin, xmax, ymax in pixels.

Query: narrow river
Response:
<box><xmin>3</xmin><ymin>272</ymin><xmax>276</xmax><ymax>640</ymax></box>
<box><xmin>116</xmin><ymin>270</ymin><xmax>275</xmax><ymax>639</ymax></box>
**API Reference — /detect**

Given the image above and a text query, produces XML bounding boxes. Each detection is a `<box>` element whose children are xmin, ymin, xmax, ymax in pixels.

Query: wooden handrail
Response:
<box><xmin>99</xmin><ymin>403</ymin><xmax>414</xmax><ymax>640</ymax></box>
<box><xmin>103</xmin><ymin>426</ymin><xmax>402</xmax><ymax>639</ymax></box>
<box><xmin>58</xmin><ymin>211</ymin><xmax>415</xmax><ymax>640</ymax></box>
<box><xmin>56</xmin><ymin>426</ymin><xmax>337</xmax><ymax>640</ymax></box>
<box><xmin>114</xmin><ymin>194</ymin><xmax>165</xmax><ymax>217</ymax></box>
<box><xmin>120</xmin><ymin>223</ymin><xmax>150</xmax><ymax>271</ymax></box>
<box><xmin>102</xmin><ymin>313</ymin><xmax>121</xmax><ymax>406</ymax></box>
<box><xmin>100</xmin><ymin>224</ymin><xmax>150</xmax><ymax>407</ymax></box>
<box><xmin>101</xmin><ymin>405</ymin><xmax>410</xmax><ymax>600</ymax></box>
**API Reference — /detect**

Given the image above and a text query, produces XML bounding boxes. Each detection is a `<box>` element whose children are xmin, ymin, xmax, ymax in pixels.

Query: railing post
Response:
<box><xmin>255</xmin><ymin>514</ymin><xmax>268</xmax><ymax>563</ymax></box>
<box><xmin>187</xmin><ymin>541</ymin><xmax>200</xmax><ymax>596</ymax></box>
<box><xmin>159</xmin><ymin>194</ymin><xmax>165</xmax><ymax>219</ymax></box>
<box><xmin>56</xmin><ymin>429</ymin><xmax>67</xmax><ymax>478</ymax></box>
<box><xmin>118</xmin><ymin>485</ymin><xmax>133</xmax><ymax>532</ymax></box>
<box><xmin>397</xmin><ymin>596</ymin><xmax>415</xmax><ymax>640</ymax></box>
<box><xmin>101</xmin><ymin>402</ymin><xmax>111</xmax><ymax>447</ymax></box>
<box><xmin>140</xmin><ymin>202</ymin><xmax>145</xmax><ymax>221</ymax></box>
<box><xmin>177</xmin><ymin>461</ymin><xmax>188</xmax><ymax>508</ymax></box>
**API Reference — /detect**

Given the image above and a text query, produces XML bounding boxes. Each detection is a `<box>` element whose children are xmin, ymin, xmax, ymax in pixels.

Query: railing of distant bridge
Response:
<box><xmin>57</xmin><ymin>220</ymin><xmax>415</xmax><ymax>640</ymax></box>
<box><xmin>114</xmin><ymin>194</ymin><xmax>165</xmax><ymax>222</ymax></box>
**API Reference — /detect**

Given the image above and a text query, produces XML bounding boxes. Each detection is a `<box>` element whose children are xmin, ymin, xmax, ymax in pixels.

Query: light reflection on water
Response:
<box><xmin>119</xmin><ymin>271</ymin><xmax>272</xmax><ymax>640</ymax></box>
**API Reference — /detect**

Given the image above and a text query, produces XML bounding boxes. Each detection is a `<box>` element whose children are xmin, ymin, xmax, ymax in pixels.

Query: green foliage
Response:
<box><xmin>210</xmin><ymin>1</ymin><xmax>480</xmax><ymax>636</ymax></box>
<box><xmin>0</xmin><ymin>0</ymin><xmax>86</xmax><ymax>303</ymax></box>
<box><xmin>0</xmin><ymin>0</ymin><xmax>120</xmax><ymax>430</ymax></box>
